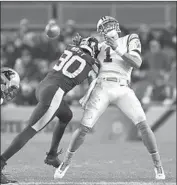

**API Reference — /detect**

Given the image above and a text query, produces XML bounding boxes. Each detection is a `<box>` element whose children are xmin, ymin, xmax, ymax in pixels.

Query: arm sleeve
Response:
<box><xmin>127</xmin><ymin>33</ymin><xmax>142</xmax><ymax>60</ymax></box>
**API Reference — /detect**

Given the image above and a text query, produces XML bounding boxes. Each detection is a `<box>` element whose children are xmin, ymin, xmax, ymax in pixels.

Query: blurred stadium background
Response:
<box><xmin>0</xmin><ymin>1</ymin><xmax>176</xmax><ymax>184</ymax></box>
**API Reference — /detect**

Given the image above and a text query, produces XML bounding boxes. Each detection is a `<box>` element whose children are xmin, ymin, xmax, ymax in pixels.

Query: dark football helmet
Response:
<box><xmin>79</xmin><ymin>37</ymin><xmax>99</xmax><ymax>58</ymax></box>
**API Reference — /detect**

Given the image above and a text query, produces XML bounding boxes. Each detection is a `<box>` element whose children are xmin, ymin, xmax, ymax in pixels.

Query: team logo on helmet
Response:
<box><xmin>97</xmin><ymin>16</ymin><xmax>121</xmax><ymax>35</ymax></box>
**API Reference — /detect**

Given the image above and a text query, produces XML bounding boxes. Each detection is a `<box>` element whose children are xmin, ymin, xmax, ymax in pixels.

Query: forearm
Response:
<box><xmin>114</xmin><ymin>48</ymin><xmax>142</xmax><ymax>69</ymax></box>
<box><xmin>79</xmin><ymin>78</ymin><xmax>97</xmax><ymax>108</ymax></box>
<box><xmin>88</xmin><ymin>64</ymin><xmax>99</xmax><ymax>85</ymax></box>
<box><xmin>121</xmin><ymin>53</ymin><xmax>142</xmax><ymax>69</ymax></box>
<box><xmin>88</xmin><ymin>75</ymin><xmax>95</xmax><ymax>85</ymax></box>
<box><xmin>106</xmin><ymin>33</ymin><xmax>142</xmax><ymax>69</ymax></box>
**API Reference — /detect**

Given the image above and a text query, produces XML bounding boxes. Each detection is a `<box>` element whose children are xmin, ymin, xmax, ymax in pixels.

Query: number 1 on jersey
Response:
<box><xmin>103</xmin><ymin>47</ymin><xmax>112</xmax><ymax>63</ymax></box>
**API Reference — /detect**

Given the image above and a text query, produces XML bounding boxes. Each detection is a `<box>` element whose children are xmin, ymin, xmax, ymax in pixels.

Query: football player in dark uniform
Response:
<box><xmin>1</xmin><ymin>68</ymin><xmax>20</xmax><ymax>184</ymax></box>
<box><xmin>1</xmin><ymin>68</ymin><xmax>20</xmax><ymax>105</ymax></box>
<box><xmin>0</xmin><ymin>37</ymin><xmax>99</xmax><ymax>184</ymax></box>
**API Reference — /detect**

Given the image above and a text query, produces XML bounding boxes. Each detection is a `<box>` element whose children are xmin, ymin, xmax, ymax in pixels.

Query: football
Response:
<box><xmin>45</xmin><ymin>20</ymin><xmax>60</xmax><ymax>39</ymax></box>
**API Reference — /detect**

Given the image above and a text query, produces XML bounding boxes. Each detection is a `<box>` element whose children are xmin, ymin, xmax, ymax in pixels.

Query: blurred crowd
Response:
<box><xmin>1</xmin><ymin>19</ymin><xmax>176</xmax><ymax>106</ymax></box>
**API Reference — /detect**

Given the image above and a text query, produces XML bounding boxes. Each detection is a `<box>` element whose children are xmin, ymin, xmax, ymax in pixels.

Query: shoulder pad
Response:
<box><xmin>128</xmin><ymin>33</ymin><xmax>139</xmax><ymax>42</ymax></box>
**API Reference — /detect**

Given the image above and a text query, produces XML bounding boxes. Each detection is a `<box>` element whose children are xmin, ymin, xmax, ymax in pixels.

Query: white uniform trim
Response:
<box><xmin>32</xmin><ymin>88</ymin><xmax>64</xmax><ymax>132</ymax></box>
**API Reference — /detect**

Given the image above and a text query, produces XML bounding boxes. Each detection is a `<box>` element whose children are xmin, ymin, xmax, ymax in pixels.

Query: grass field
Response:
<box><xmin>1</xmin><ymin>122</ymin><xmax>176</xmax><ymax>185</ymax></box>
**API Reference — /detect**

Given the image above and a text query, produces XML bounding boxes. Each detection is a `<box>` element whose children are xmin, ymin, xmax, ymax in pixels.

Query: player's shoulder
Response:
<box><xmin>120</xmin><ymin>33</ymin><xmax>139</xmax><ymax>41</ymax></box>
<box><xmin>66</xmin><ymin>44</ymin><xmax>88</xmax><ymax>57</ymax></box>
<box><xmin>127</xmin><ymin>33</ymin><xmax>140</xmax><ymax>43</ymax></box>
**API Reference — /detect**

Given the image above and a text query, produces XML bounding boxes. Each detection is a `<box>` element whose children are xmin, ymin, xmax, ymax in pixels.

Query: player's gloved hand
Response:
<box><xmin>105</xmin><ymin>35</ymin><xmax>126</xmax><ymax>56</ymax></box>
<box><xmin>72</xmin><ymin>33</ymin><xmax>83</xmax><ymax>46</ymax></box>
<box><xmin>1</xmin><ymin>85</ymin><xmax>19</xmax><ymax>102</ymax></box>
<box><xmin>105</xmin><ymin>35</ymin><xmax>118</xmax><ymax>50</ymax></box>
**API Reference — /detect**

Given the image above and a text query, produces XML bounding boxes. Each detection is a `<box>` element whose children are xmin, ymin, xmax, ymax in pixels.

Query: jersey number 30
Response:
<box><xmin>53</xmin><ymin>50</ymin><xmax>86</xmax><ymax>78</ymax></box>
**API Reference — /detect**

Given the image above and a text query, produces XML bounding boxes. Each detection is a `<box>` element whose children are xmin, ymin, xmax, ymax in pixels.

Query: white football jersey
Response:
<box><xmin>97</xmin><ymin>33</ymin><xmax>142</xmax><ymax>81</ymax></box>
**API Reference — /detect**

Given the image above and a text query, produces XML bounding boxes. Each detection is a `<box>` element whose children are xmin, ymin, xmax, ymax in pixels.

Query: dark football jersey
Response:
<box><xmin>43</xmin><ymin>45</ymin><xmax>97</xmax><ymax>92</ymax></box>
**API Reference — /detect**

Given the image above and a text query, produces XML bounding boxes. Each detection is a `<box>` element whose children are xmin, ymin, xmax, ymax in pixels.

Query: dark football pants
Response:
<box><xmin>0</xmin><ymin>85</ymin><xmax>72</xmax><ymax>162</ymax></box>
<box><xmin>29</xmin><ymin>85</ymin><xmax>72</xmax><ymax>132</ymax></box>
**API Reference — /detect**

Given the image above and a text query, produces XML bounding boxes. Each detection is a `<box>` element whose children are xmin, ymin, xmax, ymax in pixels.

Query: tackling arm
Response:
<box><xmin>79</xmin><ymin>77</ymin><xmax>97</xmax><ymax>109</ymax></box>
<box><xmin>88</xmin><ymin>59</ymin><xmax>100</xmax><ymax>84</ymax></box>
<box><xmin>80</xmin><ymin>59</ymin><xmax>100</xmax><ymax>108</ymax></box>
<box><xmin>88</xmin><ymin>70</ymin><xmax>97</xmax><ymax>84</ymax></box>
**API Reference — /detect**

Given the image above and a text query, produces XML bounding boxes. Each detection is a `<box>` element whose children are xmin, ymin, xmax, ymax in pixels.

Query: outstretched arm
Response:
<box><xmin>80</xmin><ymin>59</ymin><xmax>100</xmax><ymax>108</ymax></box>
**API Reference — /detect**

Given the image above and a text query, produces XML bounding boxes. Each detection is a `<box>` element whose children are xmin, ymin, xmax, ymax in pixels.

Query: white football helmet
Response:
<box><xmin>1</xmin><ymin>67</ymin><xmax>20</xmax><ymax>102</ymax></box>
<box><xmin>97</xmin><ymin>16</ymin><xmax>121</xmax><ymax>39</ymax></box>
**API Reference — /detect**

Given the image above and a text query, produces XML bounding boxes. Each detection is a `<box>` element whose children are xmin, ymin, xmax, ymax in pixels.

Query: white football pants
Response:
<box><xmin>81</xmin><ymin>78</ymin><xmax>146</xmax><ymax>128</ymax></box>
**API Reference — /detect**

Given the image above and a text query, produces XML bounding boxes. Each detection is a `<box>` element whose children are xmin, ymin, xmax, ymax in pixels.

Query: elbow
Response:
<box><xmin>134</xmin><ymin>58</ymin><xmax>142</xmax><ymax>69</ymax></box>
<box><xmin>134</xmin><ymin>63</ymin><xmax>141</xmax><ymax>69</ymax></box>
<box><xmin>133</xmin><ymin>61</ymin><xmax>141</xmax><ymax>69</ymax></box>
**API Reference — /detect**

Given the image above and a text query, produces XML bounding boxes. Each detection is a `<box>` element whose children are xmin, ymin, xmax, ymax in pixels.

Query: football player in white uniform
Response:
<box><xmin>54</xmin><ymin>16</ymin><xmax>165</xmax><ymax>180</ymax></box>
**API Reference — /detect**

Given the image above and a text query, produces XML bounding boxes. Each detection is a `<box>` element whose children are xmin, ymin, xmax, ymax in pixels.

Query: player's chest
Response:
<box><xmin>97</xmin><ymin>41</ymin><xmax>127</xmax><ymax>63</ymax></box>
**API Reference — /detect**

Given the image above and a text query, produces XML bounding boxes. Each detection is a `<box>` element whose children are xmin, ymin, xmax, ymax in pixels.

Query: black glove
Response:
<box><xmin>72</xmin><ymin>33</ymin><xmax>83</xmax><ymax>46</ymax></box>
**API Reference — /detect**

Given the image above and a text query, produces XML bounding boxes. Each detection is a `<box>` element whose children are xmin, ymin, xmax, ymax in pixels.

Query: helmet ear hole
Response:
<box><xmin>98</xmin><ymin>24</ymin><xmax>104</xmax><ymax>34</ymax></box>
